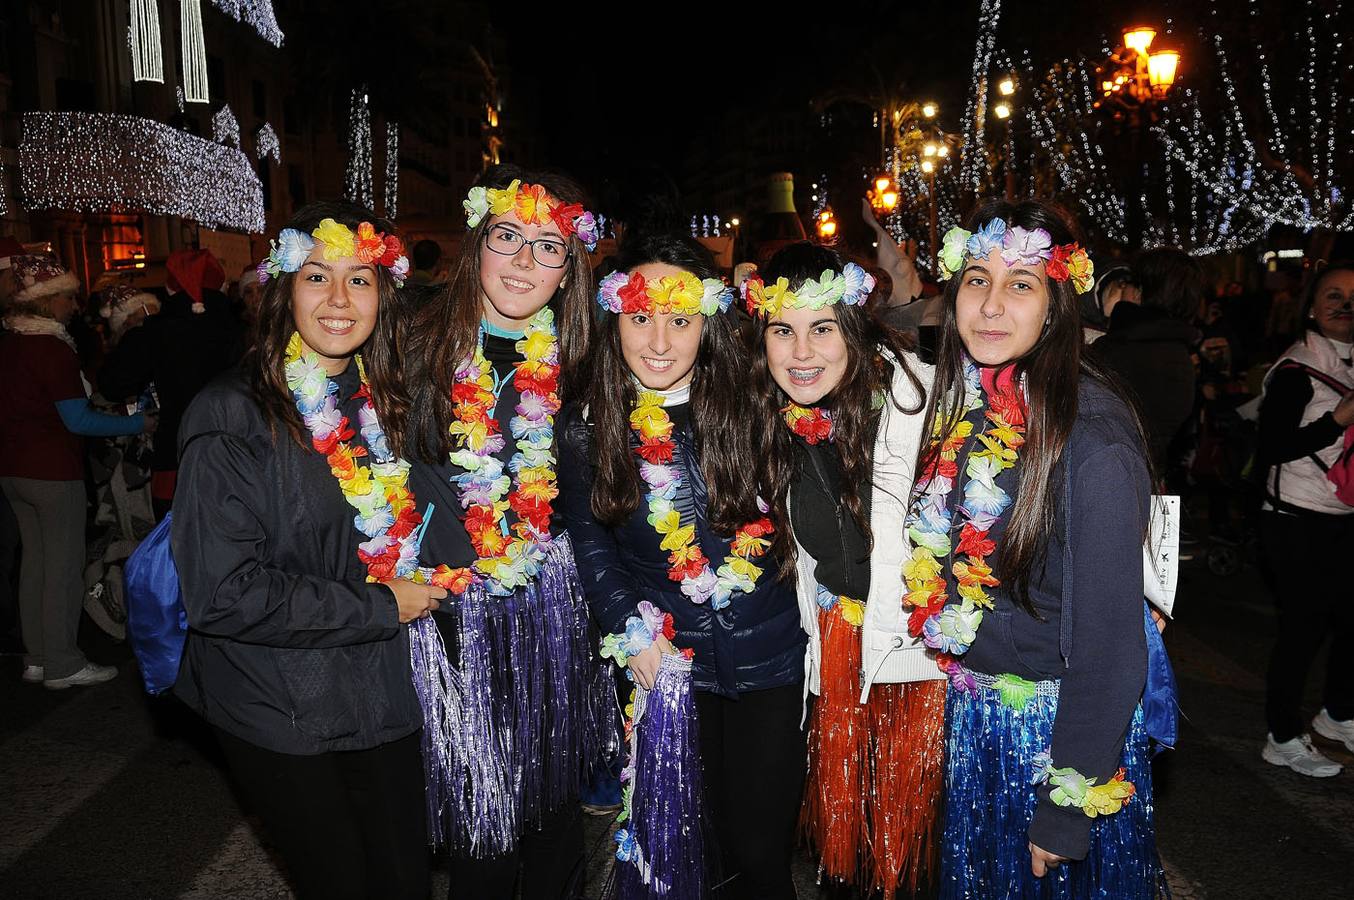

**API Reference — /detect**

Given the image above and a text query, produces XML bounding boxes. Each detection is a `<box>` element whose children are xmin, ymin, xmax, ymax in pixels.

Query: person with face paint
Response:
<box><xmin>402</xmin><ymin>165</ymin><xmax>614</xmax><ymax>899</ymax></box>
<box><xmin>557</xmin><ymin>233</ymin><xmax>807</xmax><ymax>898</ymax></box>
<box><xmin>909</xmin><ymin>199</ymin><xmax>1168</xmax><ymax>897</ymax></box>
<box><xmin>1256</xmin><ymin>262</ymin><xmax>1354</xmax><ymax>777</ymax></box>
<box><xmin>170</xmin><ymin>201</ymin><xmax>441</xmax><ymax>900</ymax></box>
<box><xmin>746</xmin><ymin>242</ymin><xmax>940</xmax><ymax>896</ymax></box>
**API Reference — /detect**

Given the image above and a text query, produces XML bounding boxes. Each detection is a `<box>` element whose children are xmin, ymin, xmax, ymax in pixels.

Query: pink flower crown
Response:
<box><xmin>937</xmin><ymin>218</ymin><xmax>1094</xmax><ymax>294</ymax></box>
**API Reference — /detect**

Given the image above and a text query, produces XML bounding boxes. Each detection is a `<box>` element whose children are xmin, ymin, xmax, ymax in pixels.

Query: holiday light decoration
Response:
<box><xmin>129</xmin><ymin>0</ymin><xmax>164</xmax><ymax>83</ymax></box>
<box><xmin>19</xmin><ymin>111</ymin><xmax>265</xmax><ymax>233</ymax></box>
<box><xmin>255</xmin><ymin>122</ymin><xmax>281</xmax><ymax>165</ymax></box>
<box><xmin>209</xmin><ymin>0</ymin><xmax>284</xmax><ymax>48</ymax></box>
<box><xmin>1155</xmin><ymin>0</ymin><xmax>1353</xmax><ymax>233</ymax></box>
<box><xmin>345</xmin><ymin>89</ymin><xmax>374</xmax><ymax>210</ymax></box>
<box><xmin>212</xmin><ymin>105</ymin><xmax>240</xmax><ymax>148</ymax></box>
<box><xmin>180</xmin><ymin>0</ymin><xmax>209</xmax><ymax>103</ymax></box>
<box><xmin>384</xmin><ymin>121</ymin><xmax>399</xmax><ymax>220</ymax></box>
<box><xmin>959</xmin><ymin>0</ymin><xmax>1003</xmax><ymax>192</ymax></box>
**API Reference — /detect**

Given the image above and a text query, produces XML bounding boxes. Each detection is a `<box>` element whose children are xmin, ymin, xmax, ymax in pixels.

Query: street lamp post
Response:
<box><xmin>1096</xmin><ymin>25</ymin><xmax>1182</xmax><ymax>244</ymax></box>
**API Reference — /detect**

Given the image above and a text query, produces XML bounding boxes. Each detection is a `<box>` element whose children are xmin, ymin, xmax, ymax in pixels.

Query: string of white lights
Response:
<box><xmin>180</xmin><ymin>0</ymin><xmax>209</xmax><ymax>103</ymax></box>
<box><xmin>18</xmin><ymin>111</ymin><xmax>265</xmax><ymax>233</ymax></box>
<box><xmin>344</xmin><ymin>89</ymin><xmax>374</xmax><ymax>210</ymax></box>
<box><xmin>212</xmin><ymin>105</ymin><xmax>240</xmax><ymax>148</ymax></box>
<box><xmin>255</xmin><ymin>122</ymin><xmax>280</xmax><ymax>165</ymax></box>
<box><xmin>384</xmin><ymin>122</ymin><xmax>399</xmax><ymax>220</ymax></box>
<box><xmin>129</xmin><ymin>0</ymin><xmax>163</xmax><ymax>83</ymax></box>
<box><xmin>960</xmin><ymin>0</ymin><xmax>1003</xmax><ymax>192</ymax></box>
<box><xmin>209</xmin><ymin>0</ymin><xmax>284</xmax><ymax>48</ymax></box>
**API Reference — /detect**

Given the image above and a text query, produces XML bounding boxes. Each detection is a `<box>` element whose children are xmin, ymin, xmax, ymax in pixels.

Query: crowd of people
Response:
<box><xmin>0</xmin><ymin>163</ymin><xmax>1351</xmax><ymax>900</ymax></box>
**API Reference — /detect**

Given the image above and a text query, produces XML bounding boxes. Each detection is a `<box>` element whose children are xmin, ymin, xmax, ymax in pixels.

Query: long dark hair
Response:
<box><xmin>750</xmin><ymin>242</ymin><xmax>925</xmax><ymax>580</ymax></box>
<box><xmin>245</xmin><ymin>200</ymin><xmax>410</xmax><ymax>455</ymax></box>
<box><xmin>586</xmin><ymin>233</ymin><xmax>762</xmax><ymax>532</ymax></box>
<box><xmin>918</xmin><ymin>198</ymin><xmax>1151</xmax><ymax>613</ymax></box>
<box><xmin>406</xmin><ymin>164</ymin><xmax>595</xmax><ymax>461</ymax></box>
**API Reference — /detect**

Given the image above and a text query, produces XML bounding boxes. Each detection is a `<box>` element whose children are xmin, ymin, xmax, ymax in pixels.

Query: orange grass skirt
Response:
<box><xmin>799</xmin><ymin>602</ymin><xmax>947</xmax><ymax>896</ymax></box>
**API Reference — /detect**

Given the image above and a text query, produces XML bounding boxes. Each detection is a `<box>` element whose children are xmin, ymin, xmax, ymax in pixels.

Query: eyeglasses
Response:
<box><xmin>482</xmin><ymin>224</ymin><xmax>570</xmax><ymax>269</ymax></box>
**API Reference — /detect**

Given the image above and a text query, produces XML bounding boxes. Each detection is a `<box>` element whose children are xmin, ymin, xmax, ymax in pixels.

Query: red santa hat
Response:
<box><xmin>165</xmin><ymin>248</ymin><xmax>226</xmax><ymax>305</ymax></box>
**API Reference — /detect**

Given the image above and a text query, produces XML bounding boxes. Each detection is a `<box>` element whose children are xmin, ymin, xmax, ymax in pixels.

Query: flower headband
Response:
<box><xmin>741</xmin><ymin>262</ymin><xmax>875</xmax><ymax>319</ymax></box>
<box><xmin>937</xmin><ymin>218</ymin><xmax>1094</xmax><ymax>294</ymax></box>
<box><xmin>597</xmin><ymin>269</ymin><xmax>733</xmax><ymax>317</ymax></box>
<box><xmin>257</xmin><ymin>218</ymin><xmax>410</xmax><ymax>287</ymax></box>
<box><xmin>463</xmin><ymin>179</ymin><xmax>600</xmax><ymax>252</ymax></box>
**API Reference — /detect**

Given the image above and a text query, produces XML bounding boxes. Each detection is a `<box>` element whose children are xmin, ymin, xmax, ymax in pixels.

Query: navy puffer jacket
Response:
<box><xmin>557</xmin><ymin>403</ymin><xmax>805</xmax><ymax>698</ymax></box>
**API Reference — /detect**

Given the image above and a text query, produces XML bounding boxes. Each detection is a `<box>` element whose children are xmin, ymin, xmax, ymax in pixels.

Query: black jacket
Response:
<box><xmin>1090</xmin><ymin>303</ymin><xmax>1197</xmax><ymax>470</ymax></box>
<box><xmin>171</xmin><ymin>368</ymin><xmax>422</xmax><ymax>755</ymax></box>
<box><xmin>99</xmin><ymin>292</ymin><xmax>243</xmax><ymax>471</ymax></box>
<box><xmin>557</xmin><ymin>402</ymin><xmax>805</xmax><ymax>698</ymax></box>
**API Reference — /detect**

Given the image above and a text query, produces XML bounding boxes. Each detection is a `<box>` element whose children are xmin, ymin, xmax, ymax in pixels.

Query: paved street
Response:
<box><xmin>2</xmin><ymin>551</ymin><xmax>1350</xmax><ymax>899</ymax></box>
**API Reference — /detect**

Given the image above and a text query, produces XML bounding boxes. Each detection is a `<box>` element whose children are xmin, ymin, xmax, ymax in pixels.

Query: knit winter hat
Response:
<box><xmin>100</xmin><ymin>284</ymin><xmax>161</xmax><ymax>338</ymax></box>
<box><xmin>12</xmin><ymin>255</ymin><xmax>79</xmax><ymax>302</ymax></box>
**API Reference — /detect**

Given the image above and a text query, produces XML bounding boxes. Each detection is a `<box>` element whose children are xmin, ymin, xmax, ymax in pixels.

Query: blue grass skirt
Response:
<box><xmin>940</xmin><ymin>675</ymin><xmax>1169</xmax><ymax>899</ymax></box>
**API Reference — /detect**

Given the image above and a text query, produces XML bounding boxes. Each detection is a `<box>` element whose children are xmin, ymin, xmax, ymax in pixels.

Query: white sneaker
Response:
<box><xmin>22</xmin><ymin>665</ymin><xmax>44</xmax><ymax>683</ymax></box>
<box><xmin>1262</xmin><ymin>733</ymin><xmax>1343</xmax><ymax>777</ymax></box>
<box><xmin>1313</xmin><ymin>709</ymin><xmax>1354</xmax><ymax>754</ymax></box>
<box><xmin>43</xmin><ymin>662</ymin><xmax>118</xmax><ymax>690</ymax></box>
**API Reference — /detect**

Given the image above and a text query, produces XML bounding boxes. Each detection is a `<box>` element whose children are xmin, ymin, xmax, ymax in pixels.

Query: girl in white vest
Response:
<box><xmin>1258</xmin><ymin>262</ymin><xmax>1354</xmax><ymax>776</ymax></box>
<box><xmin>746</xmin><ymin>242</ymin><xmax>943</xmax><ymax>895</ymax></box>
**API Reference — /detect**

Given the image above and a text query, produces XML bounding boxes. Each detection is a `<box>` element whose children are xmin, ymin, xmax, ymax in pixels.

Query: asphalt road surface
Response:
<box><xmin>2</xmin><ymin>550</ymin><xmax>1349</xmax><ymax>899</ymax></box>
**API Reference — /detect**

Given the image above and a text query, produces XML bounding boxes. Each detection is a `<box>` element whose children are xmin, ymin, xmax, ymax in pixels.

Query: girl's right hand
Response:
<box><xmin>1333</xmin><ymin>390</ymin><xmax>1354</xmax><ymax>427</ymax></box>
<box><xmin>627</xmin><ymin>635</ymin><xmax>675</xmax><ymax>690</ymax></box>
<box><xmin>387</xmin><ymin>579</ymin><xmax>447</xmax><ymax>623</ymax></box>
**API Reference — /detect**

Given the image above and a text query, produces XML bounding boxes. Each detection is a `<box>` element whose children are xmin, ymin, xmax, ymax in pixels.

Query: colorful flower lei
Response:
<box><xmin>815</xmin><ymin>584</ymin><xmax>865</xmax><ymax>627</ymax></box>
<box><xmin>446</xmin><ymin>306</ymin><xmax>561</xmax><ymax>595</ymax></box>
<box><xmin>902</xmin><ymin>359</ymin><xmax>1025</xmax><ymax>689</ymax></box>
<box><xmin>283</xmin><ymin>333</ymin><xmax>423</xmax><ymax>582</ymax></box>
<box><xmin>937</xmin><ymin>218</ymin><xmax>1094</xmax><ymax>294</ymax></box>
<box><xmin>597</xmin><ymin>269</ymin><xmax>733</xmax><ymax>317</ymax></box>
<box><xmin>629</xmin><ymin>390</ymin><xmax>775</xmax><ymax>609</ymax></box>
<box><xmin>462</xmin><ymin>179</ymin><xmax>600</xmax><ymax>251</ymax></box>
<box><xmin>782</xmin><ymin>403</ymin><xmax>834</xmax><ymax>444</ymax></box>
<box><xmin>259</xmin><ymin>218</ymin><xmax>410</xmax><ymax>287</ymax></box>
<box><xmin>1031</xmin><ymin>752</ymin><xmax>1137</xmax><ymax>818</ymax></box>
<box><xmin>741</xmin><ymin>262</ymin><xmax>874</xmax><ymax>318</ymax></box>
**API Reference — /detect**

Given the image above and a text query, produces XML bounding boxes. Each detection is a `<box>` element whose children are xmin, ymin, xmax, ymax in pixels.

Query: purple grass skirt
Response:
<box><xmin>408</xmin><ymin>533</ymin><xmax>619</xmax><ymax>856</ymax></box>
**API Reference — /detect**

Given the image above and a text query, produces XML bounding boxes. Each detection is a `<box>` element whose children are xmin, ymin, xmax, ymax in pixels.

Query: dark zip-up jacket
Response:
<box><xmin>958</xmin><ymin>378</ymin><xmax>1151</xmax><ymax>861</ymax></box>
<box><xmin>172</xmin><ymin>368</ymin><xmax>422</xmax><ymax>755</ymax></box>
<box><xmin>558</xmin><ymin>402</ymin><xmax>805</xmax><ymax>698</ymax></box>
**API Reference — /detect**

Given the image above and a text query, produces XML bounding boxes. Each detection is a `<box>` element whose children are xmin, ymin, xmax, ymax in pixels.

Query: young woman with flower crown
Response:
<box><xmin>172</xmin><ymin>201</ymin><xmax>443</xmax><ymax>900</ymax></box>
<box><xmin>747</xmin><ymin>241</ymin><xmax>941</xmax><ymax>897</ymax></box>
<box><xmin>556</xmin><ymin>232</ymin><xmax>807</xmax><ymax>898</ymax></box>
<box><xmin>402</xmin><ymin>165</ymin><xmax>613</xmax><ymax>898</ymax></box>
<box><xmin>910</xmin><ymin>198</ymin><xmax>1168</xmax><ymax>897</ymax></box>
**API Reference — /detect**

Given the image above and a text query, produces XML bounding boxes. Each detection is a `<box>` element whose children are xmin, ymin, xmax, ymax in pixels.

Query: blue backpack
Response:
<box><xmin>124</xmin><ymin>511</ymin><xmax>187</xmax><ymax>694</ymax></box>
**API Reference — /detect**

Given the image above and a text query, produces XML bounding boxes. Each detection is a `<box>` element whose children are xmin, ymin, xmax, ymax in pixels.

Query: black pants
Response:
<box><xmin>695</xmin><ymin>682</ymin><xmax>807</xmax><ymax>900</ymax></box>
<box><xmin>1261</xmin><ymin>510</ymin><xmax>1354</xmax><ymax>741</ymax></box>
<box><xmin>446</xmin><ymin>801</ymin><xmax>584</xmax><ymax>899</ymax></box>
<box><xmin>215</xmin><ymin>728</ymin><xmax>430</xmax><ymax>900</ymax></box>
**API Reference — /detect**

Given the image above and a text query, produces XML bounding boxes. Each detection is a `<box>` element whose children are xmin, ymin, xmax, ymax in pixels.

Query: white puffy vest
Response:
<box><xmin>1263</xmin><ymin>334</ymin><xmax>1354</xmax><ymax>516</ymax></box>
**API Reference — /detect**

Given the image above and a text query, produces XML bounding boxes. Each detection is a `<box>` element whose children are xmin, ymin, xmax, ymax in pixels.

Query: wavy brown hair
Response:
<box><xmin>750</xmin><ymin>242</ymin><xmax>925</xmax><ymax>581</ymax></box>
<box><xmin>406</xmin><ymin>164</ymin><xmax>595</xmax><ymax>461</ymax></box>
<box><xmin>917</xmin><ymin>198</ymin><xmax>1152</xmax><ymax>614</ymax></box>
<box><xmin>245</xmin><ymin>200</ymin><xmax>411</xmax><ymax>455</ymax></box>
<box><xmin>586</xmin><ymin>233</ymin><xmax>762</xmax><ymax>532</ymax></box>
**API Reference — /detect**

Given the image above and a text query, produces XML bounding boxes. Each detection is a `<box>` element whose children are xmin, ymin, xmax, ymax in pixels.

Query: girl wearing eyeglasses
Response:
<box><xmin>401</xmin><ymin>165</ymin><xmax>613</xmax><ymax>899</ymax></box>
